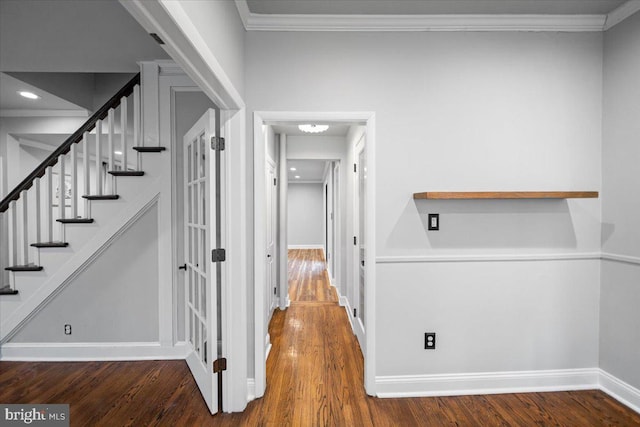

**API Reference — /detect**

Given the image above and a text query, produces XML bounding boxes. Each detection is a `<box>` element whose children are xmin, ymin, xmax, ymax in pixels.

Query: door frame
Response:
<box><xmin>123</xmin><ymin>2</ymin><xmax>248</xmax><ymax>413</ymax></box>
<box><xmin>253</xmin><ymin>111</ymin><xmax>377</xmax><ymax>397</ymax></box>
<box><xmin>352</xmin><ymin>135</ymin><xmax>366</xmax><ymax>351</ymax></box>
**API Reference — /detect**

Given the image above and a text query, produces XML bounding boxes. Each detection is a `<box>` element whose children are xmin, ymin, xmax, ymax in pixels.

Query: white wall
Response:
<box><xmin>288</xmin><ymin>183</ymin><xmax>324</xmax><ymax>246</ymax></box>
<box><xmin>246</xmin><ymin>31</ymin><xmax>603</xmax><ymax>383</ymax></box>
<box><xmin>168</xmin><ymin>0</ymin><xmax>246</xmax><ymax>98</ymax></box>
<box><xmin>10</xmin><ymin>203</ymin><xmax>160</xmax><ymax>343</ymax></box>
<box><xmin>601</xmin><ymin>11</ymin><xmax>640</xmax><ymax>390</ymax></box>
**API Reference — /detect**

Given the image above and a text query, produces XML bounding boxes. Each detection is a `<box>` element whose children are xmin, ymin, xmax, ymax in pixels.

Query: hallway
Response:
<box><xmin>0</xmin><ymin>249</ymin><xmax>638</xmax><ymax>425</ymax></box>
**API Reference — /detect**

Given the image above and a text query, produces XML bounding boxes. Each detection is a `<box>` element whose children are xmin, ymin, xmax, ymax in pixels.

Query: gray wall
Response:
<box><xmin>288</xmin><ymin>183</ymin><xmax>324</xmax><ymax>246</ymax></box>
<box><xmin>0</xmin><ymin>0</ymin><xmax>168</xmax><ymax>73</ymax></box>
<box><xmin>247</xmin><ymin>30</ymin><xmax>603</xmax><ymax>378</ymax></box>
<box><xmin>600</xmin><ymin>11</ymin><xmax>640</xmax><ymax>390</ymax></box>
<box><xmin>11</xmin><ymin>204</ymin><xmax>160</xmax><ymax>343</ymax></box>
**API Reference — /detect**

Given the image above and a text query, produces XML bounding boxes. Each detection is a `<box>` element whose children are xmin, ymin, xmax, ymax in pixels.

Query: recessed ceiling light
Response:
<box><xmin>295</xmin><ymin>175</ymin><xmax>300</xmax><ymax>179</ymax></box>
<box><xmin>18</xmin><ymin>91</ymin><xmax>40</xmax><ymax>100</ymax></box>
<box><xmin>114</xmin><ymin>150</ymin><xmax>123</xmax><ymax>155</ymax></box>
<box><xmin>290</xmin><ymin>167</ymin><xmax>297</xmax><ymax>171</ymax></box>
<box><xmin>298</xmin><ymin>124</ymin><xmax>328</xmax><ymax>134</ymax></box>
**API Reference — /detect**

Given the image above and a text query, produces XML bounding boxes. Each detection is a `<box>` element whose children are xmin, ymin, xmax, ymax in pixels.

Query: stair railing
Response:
<box><xmin>0</xmin><ymin>73</ymin><xmax>141</xmax><ymax>275</ymax></box>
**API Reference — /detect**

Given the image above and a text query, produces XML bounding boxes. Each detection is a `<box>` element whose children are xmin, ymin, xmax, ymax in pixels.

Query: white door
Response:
<box><xmin>353</xmin><ymin>136</ymin><xmax>366</xmax><ymax>352</ymax></box>
<box><xmin>266</xmin><ymin>159</ymin><xmax>277</xmax><ymax>314</ymax></box>
<box><xmin>183</xmin><ymin>109</ymin><xmax>220</xmax><ymax>414</ymax></box>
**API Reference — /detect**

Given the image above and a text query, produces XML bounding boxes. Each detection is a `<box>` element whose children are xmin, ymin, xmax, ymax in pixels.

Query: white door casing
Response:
<box><xmin>183</xmin><ymin>109</ymin><xmax>219</xmax><ymax>414</ymax></box>
<box><xmin>266</xmin><ymin>157</ymin><xmax>278</xmax><ymax>316</ymax></box>
<box><xmin>353</xmin><ymin>134</ymin><xmax>366</xmax><ymax>353</ymax></box>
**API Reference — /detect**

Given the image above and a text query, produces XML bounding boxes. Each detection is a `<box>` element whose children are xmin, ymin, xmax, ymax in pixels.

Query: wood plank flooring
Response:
<box><xmin>1</xmin><ymin>249</ymin><xmax>639</xmax><ymax>426</ymax></box>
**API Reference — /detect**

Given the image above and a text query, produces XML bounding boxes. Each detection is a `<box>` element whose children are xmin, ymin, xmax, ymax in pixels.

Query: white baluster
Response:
<box><xmin>59</xmin><ymin>156</ymin><xmax>65</xmax><ymax>220</ymax></box>
<box><xmin>121</xmin><ymin>96</ymin><xmax>128</xmax><ymax>171</ymax></box>
<box><xmin>83</xmin><ymin>132</ymin><xmax>90</xmax><ymax>214</ymax></box>
<box><xmin>35</xmin><ymin>178</ymin><xmax>41</xmax><ymax>245</ymax></box>
<box><xmin>95</xmin><ymin>120</ymin><xmax>103</xmax><ymax>196</ymax></box>
<box><xmin>133</xmin><ymin>85</ymin><xmax>141</xmax><ymax>170</ymax></box>
<box><xmin>71</xmin><ymin>144</ymin><xmax>78</xmax><ymax>219</ymax></box>
<box><xmin>8</xmin><ymin>201</ymin><xmax>16</xmax><ymax>267</ymax></box>
<box><xmin>46</xmin><ymin>166</ymin><xmax>53</xmax><ymax>242</ymax></box>
<box><xmin>21</xmin><ymin>189</ymin><xmax>28</xmax><ymax>266</ymax></box>
<box><xmin>108</xmin><ymin>108</ymin><xmax>115</xmax><ymax>194</ymax></box>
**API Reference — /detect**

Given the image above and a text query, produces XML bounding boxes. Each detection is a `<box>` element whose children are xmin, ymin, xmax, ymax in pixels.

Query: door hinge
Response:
<box><xmin>213</xmin><ymin>357</ymin><xmax>227</xmax><ymax>373</ymax></box>
<box><xmin>212</xmin><ymin>248</ymin><xmax>226</xmax><ymax>262</ymax></box>
<box><xmin>274</xmin><ymin>287</ymin><xmax>277</xmax><ymax>295</ymax></box>
<box><xmin>211</xmin><ymin>136</ymin><xmax>225</xmax><ymax>151</ymax></box>
<box><xmin>274</xmin><ymin>178</ymin><xmax>277</xmax><ymax>186</ymax></box>
<box><xmin>353</xmin><ymin>308</ymin><xmax>357</xmax><ymax>317</ymax></box>
<box><xmin>354</xmin><ymin>163</ymin><xmax>357</xmax><ymax>173</ymax></box>
<box><xmin>353</xmin><ymin>236</ymin><xmax>357</xmax><ymax>246</ymax></box>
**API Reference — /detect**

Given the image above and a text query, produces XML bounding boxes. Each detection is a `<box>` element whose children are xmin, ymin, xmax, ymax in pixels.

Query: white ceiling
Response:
<box><xmin>0</xmin><ymin>73</ymin><xmax>86</xmax><ymax>113</ymax></box>
<box><xmin>246</xmin><ymin>0</ymin><xmax>627</xmax><ymax>16</ymax></box>
<box><xmin>287</xmin><ymin>159</ymin><xmax>328</xmax><ymax>183</ymax></box>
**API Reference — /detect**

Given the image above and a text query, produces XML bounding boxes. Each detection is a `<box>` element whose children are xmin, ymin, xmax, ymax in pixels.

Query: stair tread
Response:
<box><xmin>108</xmin><ymin>170</ymin><xmax>144</xmax><ymax>176</ymax></box>
<box><xmin>31</xmin><ymin>241</ymin><xmax>69</xmax><ymax>248</ymax></box>
<box><xmin>0</xmin><ymin>286</ymin><xmax>19</xmax><ymax>296</ymax></box>
<box><xmin>133</xmin><ymin>146</ymin><xmax>166</xmax><ymax>153</ymax></box>
<box><xmin>82</xmin><ymin>194</ymin><xmax>120</xmax><ymax>200</ymax></box>
<box><xmin>56</xmin><ymin>218</ymin><xmax>94</xmax><ymax>224</ymax></box>
<box><xmin>5</xmin><ymin>264</ymin><xmax>43</xmax><ymax>272</ymax></box>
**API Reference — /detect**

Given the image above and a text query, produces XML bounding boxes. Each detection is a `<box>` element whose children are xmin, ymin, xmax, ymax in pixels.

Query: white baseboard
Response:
<box><xmin>0</xmin><ymin>341</ymin><xmax>189</xmax><ymax>361</ymax></box>
<box><xmin>247</xmin><ymin>378</ymin><xmax>256</xmax><ymax>401</ymax></box>
<box><xmin>376</xmin><ymin>368</ymin><xmax>600</xmax><ymax>398</ymax></box>
<box><xmin>599</xmin><ymin>369</ymin><xmax>640</xmax><ymax>414</ymax></box>
<box><xmin>288</xmin><ymin>245</ymin><xmax>324</xmax><ymax>250</ymax></box>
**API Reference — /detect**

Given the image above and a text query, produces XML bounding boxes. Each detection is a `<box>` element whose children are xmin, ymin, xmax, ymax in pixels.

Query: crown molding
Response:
<box><xmin>604</xmin><ymin>0</ymin><xmax>640</xmax><ymax>30</ymax></box>
<box><xmin>235</xmin><ymin>0</ymin><xmax>640</xmax><ymax>32</ymax></box>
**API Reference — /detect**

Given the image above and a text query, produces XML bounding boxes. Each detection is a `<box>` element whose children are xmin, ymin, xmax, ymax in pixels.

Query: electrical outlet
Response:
<box><xmin>424</xmin><ymin>332</ymin><xmax>436</xmax><ymax>349</ymax></box>
<box><xmin>428</xmin><ymin>214</ymin><xmax>439</xmax><ymax>231</ymax></box>
<box><xmin>64</xmin><ymin>324</ymin><xmax>72</xmax><ymax>335</ymax></box>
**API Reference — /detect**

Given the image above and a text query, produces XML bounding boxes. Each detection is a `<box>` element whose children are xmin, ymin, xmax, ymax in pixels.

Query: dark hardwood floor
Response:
<box><xmin>1</xmin><ymin>249</ymin><xmax>638</xmax><ymax>426</ymax></box>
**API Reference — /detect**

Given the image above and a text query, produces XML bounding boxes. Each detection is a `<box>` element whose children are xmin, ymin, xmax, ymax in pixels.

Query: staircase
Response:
<box><xmin>0</xmin><ymin>73</ymin><xmax>166</xmax><ymax>342</ymax></box>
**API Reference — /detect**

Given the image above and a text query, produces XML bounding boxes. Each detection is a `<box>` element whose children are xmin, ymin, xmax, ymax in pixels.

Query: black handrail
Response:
<box><xmin>0</xmin><ymin>73</ymin><xmax>141</xmax><ymax>213</ymax></box>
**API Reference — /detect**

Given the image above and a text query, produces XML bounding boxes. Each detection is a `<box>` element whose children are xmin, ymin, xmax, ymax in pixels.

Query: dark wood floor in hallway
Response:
<box><xmin>1</xmin><ymin>249</ymin><xmax>639</xmax><ymax>426</ymax></box>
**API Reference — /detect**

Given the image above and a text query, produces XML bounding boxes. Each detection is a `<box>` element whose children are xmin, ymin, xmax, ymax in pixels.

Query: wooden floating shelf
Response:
<box><xmin>413</xmin><ymin>191</ymin><xmax>599</xmax><ymax>200</ymax></box>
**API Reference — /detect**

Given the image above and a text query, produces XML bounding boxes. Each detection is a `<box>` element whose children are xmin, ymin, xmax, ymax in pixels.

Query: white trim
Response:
<box><xmin>599</xmin><ymin>369</ymin><xmax>640</xmax><ymax>414</ymax></box>
<box><xmin>376</xmin><ymin>252</ymin><xmax>602</xmax><ymax>264</ymax></box>
<box><xmin>0</xmin><ymin>109</ymin><xmax>88</xmax><ymax>118</ymax></box>
<box><xmin>288</xmin><ymin>180</ymin><xmax>324</xmax><ymax>184</ymax></box>
<box><xmin>604</xmin><ymin>0</ymin><xmax>640</xmax><ymax>30</ymax></box>
<box><xmin>288</xmin><ymin>244</ymin><xmax>324</xmax><ymax>250</ymax></box>
<box><xmin>0</xmin><ymin>341</ymin><xmax>189</xmax><ymax>361</ymax></box>
<box><xmin>376</xmin><ymin>368</ymin><xmax>600</xmax><ymax>398</ymax></box>
<box><xmin>233</xmin><ymin>1</ymin><xmax>607</xmax><ymax>32</ymax></box>
<box><xmin>601</xmin><ymin>252</ymin><xmax>640</xmax><ymax>266</ymax></box>
<box><xmin>246</xmin><ymin>378</ymin><xmax>256</xmax><ymax>401</ymax></box>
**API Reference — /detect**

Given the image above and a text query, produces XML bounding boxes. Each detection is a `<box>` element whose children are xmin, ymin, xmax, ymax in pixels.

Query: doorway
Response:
<box><xmin>253</xmin><ymin>111</ymin><xmax>377</xmax><ymax>398</ymax></box>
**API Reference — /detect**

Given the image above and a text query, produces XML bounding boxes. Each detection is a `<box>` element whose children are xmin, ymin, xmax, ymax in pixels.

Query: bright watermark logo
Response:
<box><xmin>1</xmin><ymin>404</ymin><xmax>69</xmax><ymax>426</ymax></box>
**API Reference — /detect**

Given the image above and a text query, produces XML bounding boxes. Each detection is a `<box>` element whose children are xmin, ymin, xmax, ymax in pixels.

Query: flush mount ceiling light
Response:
<box><xmin>295</xmin><ymin>175</ymin><xmax>301</xmax><ymax>179</ymax></box>
<box><xmin>18</xmin><ymin>91</ymin><xmax>40</xmax><ymax>100</ymax></box>
<box><xmin>298</xmin><ymin>124</ymin><xmax>328</xmax><ymax>134</ymax></box>
<box><xmin>290</xmin><ymin>167</ymin><xmax>297</xmax><ymax>171</ymax></box>
<box><xmin>114</xmin><ymin>150</ymin><xmax>123</xmax><ymax>155</ymax></box>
